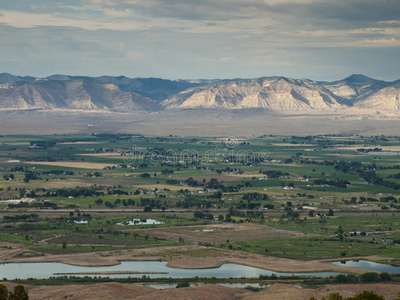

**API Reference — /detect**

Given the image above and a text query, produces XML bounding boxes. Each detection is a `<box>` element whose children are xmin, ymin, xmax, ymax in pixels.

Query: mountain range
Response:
<box><xmin>0</xmin><ymin>73</ymin><xmax>399</xmax><ymax>112</ymax></box>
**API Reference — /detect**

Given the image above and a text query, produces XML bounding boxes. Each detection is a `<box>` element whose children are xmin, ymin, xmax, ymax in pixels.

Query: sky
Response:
<box><xmin>0</xmin><ymin>0</ymin><xmax>399</xmax><ymax>81</ymax></box>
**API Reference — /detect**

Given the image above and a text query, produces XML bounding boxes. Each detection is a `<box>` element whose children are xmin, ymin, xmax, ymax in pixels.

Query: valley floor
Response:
<box><xmin>1</xmin><ymin>109</ymin><xmax>400</xmax><ymax>136</ymax></box>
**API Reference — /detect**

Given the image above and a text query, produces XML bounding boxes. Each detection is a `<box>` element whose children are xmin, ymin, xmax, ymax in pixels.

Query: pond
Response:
<box><xmin>0</xmin><ymin>261</ymin><xmax>342</xmax><ymax>280</ymax></box>
<box><xmin>331</xmin><ymin>260</ymin><xmax>400</xmax><ymax>273</ymax></box>
<box><xmin>136</xmin><ymin>282</ymin><xmax>272</xmax><ymax>289</ymax></box>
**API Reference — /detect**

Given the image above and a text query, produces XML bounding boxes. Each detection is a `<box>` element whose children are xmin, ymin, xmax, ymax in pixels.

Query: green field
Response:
<box><xmin>0</xmin><ymin>133</ymin><xmax>400</xmax><ymax>264</ymax></box>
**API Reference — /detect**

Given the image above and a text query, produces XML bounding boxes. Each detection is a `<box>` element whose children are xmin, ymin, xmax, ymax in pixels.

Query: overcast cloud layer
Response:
<box><xmin>0</xmin><ymin>0</ymin><xmax>399</xmax><ymax>81</ymax></box>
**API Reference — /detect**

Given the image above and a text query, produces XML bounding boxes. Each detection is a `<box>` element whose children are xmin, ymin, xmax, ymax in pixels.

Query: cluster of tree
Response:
<box><xmin>166</xmin><ymin>179</ymin><xmax>180</xmax><ymax>185</ymax></box>
<box><xmin>223</xmin><ymin>185</ymin><xmax>244</xmax><ymax>192</ymax></box>
<box><xmin>205</xmin><ymin>178</ymin><xmax>224</xmax><ymax>189</ymax></box>
<box><xmin>235</xmin><ymin>200</ymin><xmax>261</xmax><ymax>210</ymax></box>
<box><xmin>242</xmin><ymin>192</ymin><xmax>268</xmax><ymax>200</ymax></box>
<box><xmin>222</xmin><ymin>155</ymin><xmax>262</xmax><ymax>165</ymax></box>
<box><xmin>138</xmin><ymin>198</ymin><xmax>165</xmax><ymax>211</ymax></box>
<box><xmin>284</xmin><ymin>207</ymin><xmax>300</xmax><ymax>219</ymax></box>
<box><xmin>9</xmin><ymin>166</ymin><xmax>26</xmax><ymax>172</ymax></box>
<box><xmin>185</xmin><ymin>177</ymin><xmax>199</xmax><ymax>187</ymax></box>
<box><xmin>7</xmin><ymin>202</ymin><xmax>58</xmax><ymax>209</ymax></box>
<box><xmin>173</xmin><ymin>177</ymin><xmax>248</xmax><ymax>193</ymax></box>
<box><xmin>140</xmin><ymin>173</ymin><xmax>152</xmax><ymax>178</ymax></box>
<box><xmin>45</xmin><ymin>187</ymin><xmax>104</xmax><ymax>198</ymax></box>
<box><xmin>361</xmin><ymin>171</ymin><xmax>400</xmax><ymax>190</ymax></box>
<box><xmin>357</xmin><ymin>148</ymin><xmax>382</xmax><ymax>152</ymax></box>
<box><xmin>213</xmin><ymin>167</ymin><xmax>241</xmax><ymax>174</ymax></box>
<box><xmin>3</xmin><ymin>174</ymin><xmax>15</xmax><ymax>181</ymax></box>
<box><xmin>17</xmin><ymin>223</ymin><xmax>54</xmax><ymax>231</ymax></box>
<box><xmin>175</xmin><ymin>282</ymin><xmax>190</xmax><ymax>288</ymax></box>
<box><xmin>41</xmin><ymin>169</ymin><xmax>74</xmax><ymax>176</ymax></box>
<box><xmin>161</xmin><ymin>169</ymin><xmax>174</xmax><ymax>175</ymax></box>
<box><xmin>300</xmin><ymin>159</ymin><xmax>335</xmax><ymax>166</ymax></box>
<box><xmin>176</xmin><ymin>197</ymin><xmax>212</xmax><ymax>209</ymax></box>
<box><xmin>313</xmin><ymin>179</ymin><xmax>350</xmax><ymax>188</ymax></box>
<box><xmin>334</xmin><ymin>272</ymin><xmax>392</xmax><ymax>284</ymax></box>
<box><xmin>3</xmin><ymin>214</ymin><xmax>40</xmax><ymax>223</ymax></box>
<box><xmin>23</xmin><ymin>170</ymin><xmax>40</xmax><ymax>183</ymax></box>
<box><xmin>193</xmin><ymin>211</ymin><xmax>214</xmax><ymax>220</ymax></box>
<box><xmin>379</xmin><ymin>196</ymin><xmax>398</xmax><ymax>203</ymax></box>
<box><xmin>107</xmin><ymin>189</ymin><xmax>129</xmax><ymax>195</ymax></box>
<box><xmin>30</xmin><ymin>140</ymin><xmax>57</xmax><ymax>148</ymax></box>
<box><xmin>86</xmin><ymin>172</ymin><xmax>102</xmax><ymax>178</ymax></box>
<box><xmin>159</xmin><ymin>162</ymin><xmax>184</xmax><ymax>168</ymax></box>
<box><xmin>388</xmin><ymin>173</ymin><xmax>400</xmax><ymax>179</ymax></box>
<box><xmin>207</xmin><ymin>191</ymin><xmax>222</xmax><ymax>199</ymax></box>
<box><xmin>0</xmin><ymin>284</ymin><xmax>29</xmax><ymax>300</ymax></box>
<box><xmin>95</xmin><ymin>198</ymin><xmax>136</xmax><ymax>207</ymax></box>
<box><xmin>227</xmin><ymin>207</ymin><xmax>264</xmax><ymax>220</ymax></box>
<box><xmin>334</xmin><ymin>161</ymin><xmax>367</xmax><ymax>174</ymax></box>
<box><xmin>357</xmin><ymin>196</ymin><xmax>379</xmax><ymax>203</ymax></box>
<box><xmin>260</xmin><ymin>170</ymin><xmax>288</xmax><ymax>179</ymax></box>
<box><xmin>93</xmin><ymin>133</ymin><xmax>140</xmax><ymax>141</ymax></box>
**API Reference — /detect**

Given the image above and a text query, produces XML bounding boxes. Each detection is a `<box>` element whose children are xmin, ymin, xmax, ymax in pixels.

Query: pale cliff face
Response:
<box><xmin>0</xmin><ymin>74</ymin><xmax>399</xmax><ymax>112</ymax></box>
<box><xmin>354</xmin><ymin>86</ymin><xmax>400</xmax><ymax>110</ymax></box>
<box><xmin>0</xmin><ymin>79</ymin><xmax>161</xmax><ymax>111</ymax></box>
<box><xmin>164</xmin><ymin>77</ymin><xmax>347</xmax><ymax>111</ymax></box>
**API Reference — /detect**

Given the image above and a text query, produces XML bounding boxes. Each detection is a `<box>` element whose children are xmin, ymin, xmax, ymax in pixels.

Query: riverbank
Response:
<box><xmin>0</xmin><ymin>245</ymin><xmax>370</xmax><ymax>275</ymax></box>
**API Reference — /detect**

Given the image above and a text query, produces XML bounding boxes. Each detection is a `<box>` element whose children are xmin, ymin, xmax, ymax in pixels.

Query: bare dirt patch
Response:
<box><xmin>8</xmin><ymin>282</ymin><xmax>400</xmax><ymax>300</ymax></box>
<box><xmin>23</xmin><ymin>161</ymin><xmax>116</xmax><ymax>170</ymax></box>
<box><xmin>272</xmin><ymin>143</ymin><xmax>317</xmax><ymax>147</ymax></box>
<box><xmin>246</xmin><ymin>283</ymin><xmax>400</xmax><ymax>300</ymax></box>
<box><xmin>2</xmin><ymin>110</ymin><xmax>400</xmax><ymax>137</ymax></box>
<box><xmin>77</xmin><ymin>152</ymin><xmax>123</xmax><ymax>157</ymax></box>
<box><xmin>131</xmin><ymin>222</ymin><xmax>307</xmax><ymax>244</ymax></box>
<box><xmin>58</xmin><ymin>142</ymin><xmax>100</xmax><ymax>145</ymax></box>
<box><xmin>1</xmin><ymin>178</ymin><xmax>94</xmax><ymax>189</ymax></box>
<box><xmin>25</xmin><ymin>282</ymin><xmax>154</xmax><ymax>300</ymax></box>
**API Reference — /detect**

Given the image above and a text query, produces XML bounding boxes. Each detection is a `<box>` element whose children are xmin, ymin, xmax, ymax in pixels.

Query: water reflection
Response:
<box><xmin>331</xmin><ymin>260</ymin><xmax>400</xmax><ymax>273</ymax></box>
<box><xmin>0</xmin><ymin>261</ymin><xmax>341</xmax><ymax>280</ymax></box>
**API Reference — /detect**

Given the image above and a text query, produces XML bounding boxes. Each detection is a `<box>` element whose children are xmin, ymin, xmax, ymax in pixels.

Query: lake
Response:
<box><xmin>0</xmin><ymin>261</ymin><xmax>341</xmax><ymax>280</ymax></box>
<box><xmin>136</xmin><ymin>282</ymin><xmax>272</xmax><ymax>289</ymax></box>
<box><xmin>331</xmin><ymin>260</ymin><xmax>400</xmax><ymax>273</ymax></box>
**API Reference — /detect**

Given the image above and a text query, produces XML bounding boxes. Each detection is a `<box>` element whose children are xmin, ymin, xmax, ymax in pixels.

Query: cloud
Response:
<box><xmin>199</xmin><ymin>57</ymin><xmax>234</xmax><ymax>63</ymax></box>
<box><xmin>352</xmin><ymin>38</ymin><xmax>400</xmax><ymax>48</ymax></box>
<box><xmin>0</xmin><ymin>0</ymin><xmax>399</xmax><ymax>80</ymax></box>
<box><xmin>0</xmin><ymin>9</ymin><xmax>146</xmax><ymax>31</ymax></box>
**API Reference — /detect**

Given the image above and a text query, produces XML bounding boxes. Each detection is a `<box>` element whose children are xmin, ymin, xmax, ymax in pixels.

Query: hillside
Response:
<box><xmin>0</xmin><ymin>73</ymin><xmax>399</xmax><ymax>112</ymax></box>
<box><xmin>162</xmin><ymin>77</ymin><xmax>350</xmax><ymax>111</ymax></box>
<box><xmin>0</xmin><ymin>78</ymin><xmax>161</xmax><ymax>111</ymax></box>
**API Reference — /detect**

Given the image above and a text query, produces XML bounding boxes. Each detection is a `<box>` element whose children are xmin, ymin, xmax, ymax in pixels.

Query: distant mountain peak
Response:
<box><xmin>0</xmin><ymin>73</ymin><xmax>399</xmax><ymax>112</ymax></box>
<box><xmin>0</xmin><ymin>73</ymin><xmax>36</xmax><ymax>84</ymax></box>
<box><xmin>344</xmin><ymin>74</ymin><xmax>380</xmax><ymax>84</ymax></box>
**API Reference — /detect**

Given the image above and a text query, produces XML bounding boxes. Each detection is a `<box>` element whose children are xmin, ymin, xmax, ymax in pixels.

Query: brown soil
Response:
<box><xmin>272</xmin><ymin>143</ymin><xmax>317</xmax><ymax>147</ymax></box>
<box><xmin>3</xmin><ymin>282</ymin><xmax>400</xmax><ymax>300</ymax></box>
<box><xmin>58</xmin><ymin>142</ymin><xmax>101</xmax><ymax>145</ymax></box>
<box><xmin>77</xmin><ymin>152</ymin><xmax>123</xmax><ymax>156</ymax></box>
<box><xmin>129</xmin><ymin>222</ymin><xmax>308</xmax><ymax>244</ymax></box>
<box><xmin>245</xmin><ymin>283</ymin><xmax>400</xmax><ymax>300</ymax></box>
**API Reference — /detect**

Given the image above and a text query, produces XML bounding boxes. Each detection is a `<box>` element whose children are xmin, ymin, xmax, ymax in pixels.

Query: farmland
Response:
<box><xmin>0</xmin><ymin>133</ymin><xmax>400</xmax><ymax>285</ymax></box>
